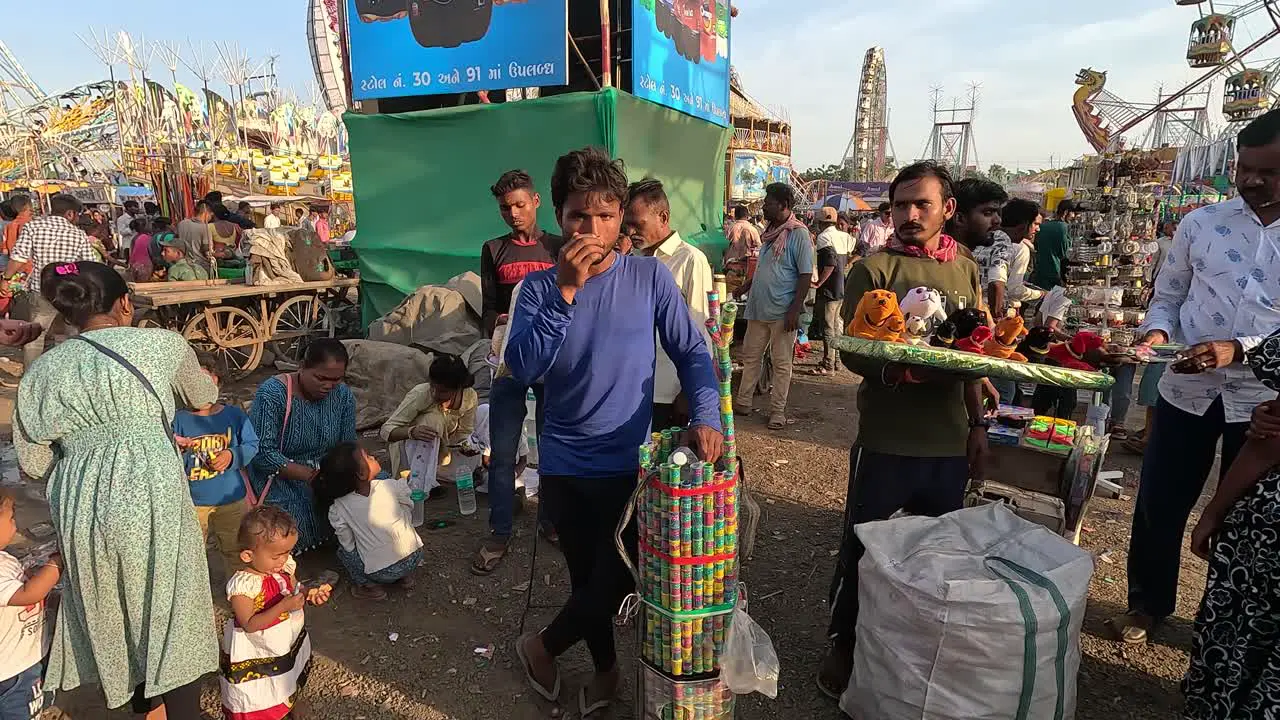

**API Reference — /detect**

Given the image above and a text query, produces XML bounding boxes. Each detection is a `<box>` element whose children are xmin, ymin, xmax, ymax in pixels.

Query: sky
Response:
<box><xmin>7</xmin><ymin>0</ymin><xmax>1279</xmax><ymax>173</ymax></box>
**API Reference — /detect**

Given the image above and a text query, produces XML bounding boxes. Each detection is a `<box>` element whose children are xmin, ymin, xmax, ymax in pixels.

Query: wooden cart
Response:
<box><xmin>129</xmin><ymin>277</ymin><xmax>360</xmax><ymax>377</ymax></box>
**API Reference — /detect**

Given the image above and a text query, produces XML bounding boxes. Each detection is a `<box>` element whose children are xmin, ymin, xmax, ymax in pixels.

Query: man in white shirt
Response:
<box><xmin>623</xmin><ymin>178</ymin><xmax>714</xmax><ymax>429</ymax></box>
<box><xmin>982</xmin><ymin>198</ymin><xmax>1044</xmax><ymax>316</ymax></box>
<box><xmin>115</xmin><ymin>200</ymin><xmax>139</xmax><ymax>255</ymax></box>
<box><xmin>1111</xmin><ymin>112</ymin><xmax>1280</xmax><ymax>645</ymax></box>
<box><xmin>854</xmin><ymin>202</ymin><xmax>893</xmax><ymax>259</ymax></box>
<box><xmin>263</xmin><ymin>202</ymin><xmax>284</xmax><ymax>229</ymax></box>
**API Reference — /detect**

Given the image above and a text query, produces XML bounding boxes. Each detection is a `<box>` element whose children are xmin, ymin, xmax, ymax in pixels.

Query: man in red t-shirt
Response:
<box><xmin>479</xmin><ymin>170</ymin><xmax>562</xmax><ymax>336</ymax></box>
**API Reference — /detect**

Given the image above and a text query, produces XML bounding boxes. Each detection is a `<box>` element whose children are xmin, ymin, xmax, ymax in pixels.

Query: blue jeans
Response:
<box><xmin>1105</xmin><ymin>363</ymin><xmax>1137</xmax><ymax>428</ymax></box>
<box><xmin>990</xmin><ymin>378</ymin><xmax>1018</xmax><ymax>408</ymax></box>
<box><xmin>337</xmin><ymin>546</ymin><xmax>422</xmax><ymax>586</ymax></box>
<box><xmin>487</xmin><ymin>376</ymin><xmax>545</xmax><ymax>538</ymax></box>
<box><xmin>0</xmin><ymin>660</ymin><xmax>48</xmax><ymax>720</ymax></box>
<box><xmin>1137</xmin><ymin>363</ymin><xmax>1166</xmax><ymax>407</ymax></box>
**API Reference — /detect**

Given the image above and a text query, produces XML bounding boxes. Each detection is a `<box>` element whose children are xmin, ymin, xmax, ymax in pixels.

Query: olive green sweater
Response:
<box><xmin>840</xmin><ymin>250</ymin><xmax>982</xmax><ymax>457</ymax></box>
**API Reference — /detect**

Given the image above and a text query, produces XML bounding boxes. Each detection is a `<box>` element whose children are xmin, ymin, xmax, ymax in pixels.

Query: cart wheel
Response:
<box><xmin>268</xmin><ymin>295</ymin><xmax>333</xmax><ymax>364</ymax></box>
<box><xmin>183</xmin><ymin>306</ymin><xmax>265</xmax><ymax>378</ymax></box>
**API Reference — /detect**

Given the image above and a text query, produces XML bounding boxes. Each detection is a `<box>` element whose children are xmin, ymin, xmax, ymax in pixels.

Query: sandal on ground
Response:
<box><xmin>578</xmin><ymin>686</ymin><xmax>611</xmax><ymax>717</ymax></box>
<box><xmin>1122</xmin><ymin>435</ymin><xmax>1148</xmax><ymax>455</ymax></box>
<box><xmin>514</xmin><ymin>634</ymin><xmax>561</xmax><ymax>702</ymax></box>
<box><xmin>470</xmin><ymin>538</ymin><xmax>510</xmax><ymax>576</ymax></box>
<box><xmin>816</xmin><ymin>645</ymin><xmax>852</xmax><ymax>701</ymax></box>
<box><xmin>1109</xmin><ymin>426</ymin><xmax>1129</xmax><ymax>440</ymax></box>
<box><xmin>767</xmin><ymin>414</ymin><xmax>791</xmax><ymax>431</ymax></box>
<box><xmin>1105</xmin><ymin>610</ymin><xmax>1157</xmax><ymax>644</ymax></box>
<box><xmin>351</xmin><ymin>584</ymin><xmax>387</xmax><ymax>601</ymax></box>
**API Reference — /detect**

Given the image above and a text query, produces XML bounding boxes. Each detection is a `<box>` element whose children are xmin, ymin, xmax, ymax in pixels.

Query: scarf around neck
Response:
<box><xmin>761</xmin><ymin>214</ymin><xmax>806</xmax><ymax>257</ymax></box>
<box><xmin>888</xmin><ymin>232</ymin><xmax>959</xmax><ymax>263</ymax></box>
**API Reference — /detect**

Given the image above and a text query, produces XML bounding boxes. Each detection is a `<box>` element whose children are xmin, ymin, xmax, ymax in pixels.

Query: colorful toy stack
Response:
<box><xmin>629</xmin><ymin>281</ymin><xmax>740</xmax><ymax>720</ymax></box>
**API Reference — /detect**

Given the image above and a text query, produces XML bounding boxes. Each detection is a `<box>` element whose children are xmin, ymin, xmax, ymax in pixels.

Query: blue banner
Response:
<box><xmin>347</xmin><ymin>0</ymin><xmax>568</xmax><ymax>101</ymax></box>
<box><xmin>631</xmin><ymin>0</ymin><xmax>731</xmax><ymax>127</ymax></box>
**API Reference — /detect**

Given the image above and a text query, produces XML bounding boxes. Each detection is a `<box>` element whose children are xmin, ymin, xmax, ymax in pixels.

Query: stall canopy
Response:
<box><xmin>346</xmin><ymin>88</ymin><xmax>731</xmax><ymax>321</ymax></box>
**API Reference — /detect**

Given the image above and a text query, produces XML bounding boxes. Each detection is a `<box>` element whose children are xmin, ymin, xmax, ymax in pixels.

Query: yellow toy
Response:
<box><xmin>846</xmin><ymin>289</ymin><xmax>906</xmax><ymax>343</ymax></box>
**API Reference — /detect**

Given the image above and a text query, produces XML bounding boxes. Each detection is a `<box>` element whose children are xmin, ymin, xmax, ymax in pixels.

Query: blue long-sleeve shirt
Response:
<box><xmin>505</xmin><ymin>253</ymin><xmax>721</xmax><ymax>478</ymax></box>
<box><xmin>174</xmin><ymin>405</ymin><xmax>260</xmax><ymax>506</ymax></box>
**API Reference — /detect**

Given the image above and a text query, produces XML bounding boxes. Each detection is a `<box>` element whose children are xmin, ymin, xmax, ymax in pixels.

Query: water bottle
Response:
<box><xmin>410</xmin><ymin>490</ymin><xmax>426</xmax><ymax>527</ymax></box>
<box><xmin>456</xmin><ymin>471</ymin><xmax>477</xmax><ymax>516</ymax></box>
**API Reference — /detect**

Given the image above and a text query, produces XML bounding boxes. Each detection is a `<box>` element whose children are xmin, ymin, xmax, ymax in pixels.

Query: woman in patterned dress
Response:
<box><xmin>1184</xmin><ymin>329</ymin><xmax>1280</xmax><ymax>718</ymax></box>
<box><xmin>14</xmin><ymin>262</ymin><xmax>218</xmax><ymax>717</ymax></box>
<box><xmin>248</xmin><ymin>338</ymin><xmax>356</xmax><ymax>552</ymax></box>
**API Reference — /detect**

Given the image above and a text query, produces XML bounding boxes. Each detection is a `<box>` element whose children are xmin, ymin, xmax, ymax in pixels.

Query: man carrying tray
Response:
<box><xmin>818</xmin><ymin>160</ymin><xmax>991</xmax><ymax>700</ymax></box>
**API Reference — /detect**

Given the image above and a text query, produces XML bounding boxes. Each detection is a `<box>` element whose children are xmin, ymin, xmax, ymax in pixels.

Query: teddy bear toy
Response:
<box><xmin>846</xmin><ymin>289</ymin><xmax>906</xmax><ymax>342</ymax></box>
<box><xmin>955</xmin><ymin>326</ymin><xmax>993</xmax><ymax>354</ymax></box>
<box><xmin>984</xmin><ymin>315</ymin><xmax>1029</xmax><ymax>362</ymax></box>
<box><xmin>1046</xmin><ymin>331</ymin><xmax>1106</xmax><ymax>371</ymax></box>
<box><xmin>899</xmin><ymin>286</ymin><xmax>947</xmax><ymax>345</ymax></box>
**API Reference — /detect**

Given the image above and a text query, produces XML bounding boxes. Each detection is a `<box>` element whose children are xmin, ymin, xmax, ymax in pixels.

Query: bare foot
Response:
<box><xmin>521</xmin><ymin>633</ymin><xmax>558</xmax><ymax>694</ymax></box>
<box><xmin>351</xmin><ymin>584</ymin><xmax>387</xmax><ymax>601</ymax></box>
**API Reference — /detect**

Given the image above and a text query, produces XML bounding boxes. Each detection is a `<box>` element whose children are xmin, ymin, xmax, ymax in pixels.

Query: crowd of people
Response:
<box><xmin>2</xmin><ymin>104</ymin><xmax>1280</xmax><ymax>719</ymax></box>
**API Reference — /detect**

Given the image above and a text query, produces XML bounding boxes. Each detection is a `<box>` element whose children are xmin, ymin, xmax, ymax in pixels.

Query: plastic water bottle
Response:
<box><xmin>456</xmin><ymin>471</ymin><xmax>477</xmax><ymax>516</ymax></box>
<box><xmin>410</xmin><ymin>490</ymin><xmax>426</xmax><ymax>527</ymax></box>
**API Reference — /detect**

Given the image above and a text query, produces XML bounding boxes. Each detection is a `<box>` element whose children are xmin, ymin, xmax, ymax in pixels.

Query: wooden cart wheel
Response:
<box><xmin>268</xmin><ymin>294</ymin><xmax>333</xmax><ymax>364</ymax></box>
<box><xmin>183</xmin><ymin>306</ymin><xmax>265</xmax><ymax>378</ymax></box>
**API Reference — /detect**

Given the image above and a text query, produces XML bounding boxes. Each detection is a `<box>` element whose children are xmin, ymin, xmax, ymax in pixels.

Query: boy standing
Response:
<box><xmin>174</xmin><ymin>354</ymin><xmax>260</xmax><ymax>575</ymax></box>
<box><xmin>0</xmin><ymin>490</ymin><xmax>60</xmax><ymax>720</ymax></box>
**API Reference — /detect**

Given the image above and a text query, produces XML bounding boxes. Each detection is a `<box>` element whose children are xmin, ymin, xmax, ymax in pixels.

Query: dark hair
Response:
<box><xmin>8</xmin><ymin>194</ymin><xmax>31</xmax><ymax>215</ymax></box>
<box><xmin>1239</xmin><ymin>108</ymin><xmax>1280</xmax><ymax>148</ymax></box>
<box><xmin>49</xmin><ymin>194</ymin><xmax>84</xmax><ymax>217</ymax></box>
<box><xmin>626</xmin><ymin>177</ymin><xmax>670</xmax><ymax>214</ymax></box>
<box><xmin>877</xmin><ymin>202</ymin><xmax>891</xmax><ymax>214</ymax></box>
<box><xmin>1001</xmin><ymin>198</ymin><xmax>1042</xmax><ymax>228</ymax></box>
<box><xmin>428</xmin><ymin>354</ymin><xmax>474</xmax><ymax>390</ymax></box>
<box><xmin>123</xmin><ymin>200</ymin><xmax>140</xmax><ymax>212</ymax></box>
<box><xmin>144</xmin><ymin>201</ymin><xmax>159</xmax><ymax>214</ymax></box>
<box><xmin>313</xmin><ymin>442</ymin><xmax>367</xmax><ymax>519</ymax></box>
<box><xmin>303</xmin><ymin>337</ymin><xmax>349</xmax><ymax>368</ymax></box>
<box><xmin>733</xmin><ymin>205</ymin><xmax>748</xmax><ymax>220</ymax></box>
<box><xmin>491</xmin><ymin>169</ymin><xmax>535</xmax><ymax>198</ymax></box>
<box><xmin>764</xmin><ymin>182</ymin><xmax>797</xmax><ymax>210</ymax></box>
<box><xmin>889</xmin><ymin>161</ymin><xmax>954</xmax><ymax>203</ymax></box>
<box><xmin>294</xmin><ymin>207</ymin><xmax>305</xmax><ymax>217</ymax></box>
<box><xmin>195</xmin><ymin>351</ymin><xmax>226</xmax><ymax>381</ymax></box>
<box><xmin>237</xmin><ymin>505</ymin><xmax>297</xmax><ymax>550</ymax></box>
<box><xmin>954</xmin><ymin>178</ymin><xmax>1008</xmax><ymax>214</ymax></box>
<box><xmin>237</xmin><ymin>201</ymin><xmax>252</xmax><ymax>212</ymax></box>
<box><xmin>41</xmin><ymin>261</ymin><xmax>129</xmax><ymax>328</ymax></box>
<box><xmin>203</xmin><ymin>190</ymin><xmax>224</xmax><ymax>205</ymax></box>
<box><xmin>193</xmin><ymin>200</ymin><xmax>212</xmax><ymax>216</ymax></box>
<box><xmin>152</xmin><ymin>216</ymin><xmax>171</xmax><ymax>232</ymax></box>
<box><xmin>129</xmin><ymin>217</ymin><xmax>150</xmax><ymax>235</ymax></box>
<box><xmin>550</xmin><ymin>147</ymin><xmax>628</xmax><ymax>212</ymax></box>
<box><xmin>1056</xmin><ymin>199</ymin><xmax>1078</xmax><ymax>216</ymax></box>
<box><xmin>269</xmin><ymin>201</ymin><xmax>283</xmax><ymax>210</ymax></box>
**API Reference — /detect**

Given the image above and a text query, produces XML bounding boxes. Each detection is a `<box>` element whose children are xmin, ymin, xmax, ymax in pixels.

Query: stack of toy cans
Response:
<box><xmin>632</xmin><ymin>282</ymin><xmax>740</xmax><ymax>720</ymax></box>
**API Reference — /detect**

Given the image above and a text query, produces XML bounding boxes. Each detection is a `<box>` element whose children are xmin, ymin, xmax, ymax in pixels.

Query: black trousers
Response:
<box><xmin>827</xmin><ymin>446</ymin><xmax>969</xmax><ymax>646</ymax></box>
<box><xmin>1128</xmin><ymin>396</ymin><xmax>1247</xmax><ymax>618</ymax></box>
<box><xmin>128</xmin><ymin>677</ymin><xmax>207</xmax><ymax>714</ymax></box>
<box><xmin>652</xmin><ymin>402</ymin><xmax>689</xmax><ymax>432</ymax></box>
<box><xmin>540</xmin><ymin>474</ymin><xmax>639</xmax><ymax>672</ymax></box>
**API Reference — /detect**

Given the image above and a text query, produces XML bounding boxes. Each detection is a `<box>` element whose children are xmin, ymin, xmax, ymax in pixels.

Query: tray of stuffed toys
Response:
<box><xmin>833</xmin><ymin>288</ymin><xmax>1116</xmax><ymax>390</ymax></box>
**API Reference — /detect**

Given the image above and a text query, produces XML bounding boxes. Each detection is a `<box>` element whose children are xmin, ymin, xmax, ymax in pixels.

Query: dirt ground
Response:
<box><xmin>5</xmin><ymin>350</ymin><xmax>1205</xmax><ymax>719</ymax></box>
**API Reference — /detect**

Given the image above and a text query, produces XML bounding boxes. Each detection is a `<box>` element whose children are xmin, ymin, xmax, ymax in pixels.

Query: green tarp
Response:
<box><xmin>346</xmin><ymin>88</ymin><xmax>731</xmax><ymax>321</ymax></box>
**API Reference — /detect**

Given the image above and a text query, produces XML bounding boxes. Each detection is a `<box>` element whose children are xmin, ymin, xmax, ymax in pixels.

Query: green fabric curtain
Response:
<box><xmin>346</xmin><ymin>88</ymin><xmax>730</xmax><ymax>321</ymax></box>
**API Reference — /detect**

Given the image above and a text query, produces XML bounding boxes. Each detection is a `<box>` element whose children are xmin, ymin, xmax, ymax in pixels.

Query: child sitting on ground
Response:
<box><xmin>221</xmin><ymin>506</ymin><xmax>330</xmax><ymax>720</ymax></box>
<box><xmin>380</xmin><ymin>355</ymin><xmax>479</xmax><ymax>498</ymax></box>
<box><xmin>315</xmin><ymin>443</ymin><xmax>423</xmax><ymax>601</ymax></box>
<box><xmin>0</xmin><ymin>490</ymin><xmax>59</xmax><ymax>720</ymax></box>
<box><xmin>174</xmin><ymin>352</ymin><xmax>260</xmax><ymax>578</ymax></box>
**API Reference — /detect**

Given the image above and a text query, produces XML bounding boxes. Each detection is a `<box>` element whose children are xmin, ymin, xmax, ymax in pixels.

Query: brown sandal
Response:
<box><xmin>470</xmin><ymin>539</ymin><xmax>509</xmax><ymax>576</ymax></box>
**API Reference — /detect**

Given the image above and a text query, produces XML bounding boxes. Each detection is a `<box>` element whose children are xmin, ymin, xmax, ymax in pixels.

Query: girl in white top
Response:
<box><xmin>315</xmin><ymin>443</ymin><xmax>424</xmax><ymax>601</ymax></box>
<box><xmin>222</xmin><ymin>506</ymin><xmax>331</xmax><ymax>720</ymax></box>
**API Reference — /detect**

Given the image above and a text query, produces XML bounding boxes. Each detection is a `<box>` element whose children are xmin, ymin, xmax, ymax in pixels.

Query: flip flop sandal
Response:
<box><xmin>514</xmin><ymin>635</ymin><xmax>561</xmax><ymax>702</ymax></box>
<box><xmin>579</xmin><ymin>686</ymin><xmax>611</xmax><ymax>717</ymax></box>
<box><xmin>767</xmin><ymin>415</ymin><xmax>793</xmax><ymax>430</ymax></box>
<box><xmin>470</xmin><ymin>541</ymin><xmax>509</xmax><ymax>576</ymax></box>
<box><xmin>815</xmin><ymin>674</ymin><xmax>843</xmax><ymax>701</ymax></box>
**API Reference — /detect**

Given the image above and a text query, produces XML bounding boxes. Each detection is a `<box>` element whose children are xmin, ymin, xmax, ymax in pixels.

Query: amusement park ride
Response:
<box><xmin>1072</xmin><ymin>0</ymin><xmax>1280</xmax><ymax>152</ymax></box>
<box><xmin>842</xmin><ymin>47</ymin><xmax>894</xmax><ymax>182</ymax></box>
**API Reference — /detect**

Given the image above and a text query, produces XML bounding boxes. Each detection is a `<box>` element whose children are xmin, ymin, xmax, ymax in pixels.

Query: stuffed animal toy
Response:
<box><xmin>1046</xmin><ymin>331</ymin><xmax>1106</xmax><ymax>371</ymax></box>
<box><xmin>900</xmin><ymin>286</ymin><xmax>947</xmax><ymax>345</ymax></box>
<box><xmin>947</xmin><ymin>307</ymin><xmax>987</xmax><ymax>342</ymax></box>
<box><xmin>1017</xmin><ymin>326</ymin><xmax>1054</xmax><ymax>363</ymax></box>
<box><xmin>955</xmin><ymin>325</ymin><xmax>993</xmax><ymax>354</ymax></box>
<box><xmin>984</xmin><ymin>315</ymin><xmax>1028</xmax><ymax>362</ymax></box>
<box><xmin>846</xmin><ymin>289</ymin><xmax>906</xmax><ymax>342</ymax></box>
<box><xmin>931</xmin><ymin>320</ymin><xmax>958</xmax><ymax>348</ymax></box>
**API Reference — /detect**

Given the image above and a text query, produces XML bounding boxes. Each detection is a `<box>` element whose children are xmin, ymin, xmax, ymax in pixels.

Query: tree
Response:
<box><xmin>988</xmin><ymin>164</ymin><xmax>1010</xmax><ymax>185</ymax></box>
<box><xmin>797</xmin><ymin>163</ymin><xmax>852</xmax><ymax>183</ymax></box>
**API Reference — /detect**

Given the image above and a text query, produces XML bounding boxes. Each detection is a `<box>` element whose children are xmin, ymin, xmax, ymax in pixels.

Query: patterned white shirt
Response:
<box><xmin>11</xmin><ymin>215</ymin><xmax>96</xmax><ymax>293</ymax></box>
<box><xmin>1141</xmin><ymin>197</ymin><xmax>1280</xmax><ymax>422</ymax></box>
<box><xmin>856</xmin><ymin>218</ymin><xmax>893</xmax><ymax>257</ymax></box>
<box><xmin>974</xmin><ymin>231</ymin><xmax>1043</xmax><ymax>313</ymax></box>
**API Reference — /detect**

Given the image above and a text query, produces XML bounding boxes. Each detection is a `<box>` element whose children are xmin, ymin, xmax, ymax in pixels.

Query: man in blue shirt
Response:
<box><xmin>733</xmin><ymin>182</ymin><xmax>815</xmax><ymax>430</ymax></box>
<box><xmin>509</xmin><ymin>147</ymin><xmax>721</xmax><ymax>714</ymax></box>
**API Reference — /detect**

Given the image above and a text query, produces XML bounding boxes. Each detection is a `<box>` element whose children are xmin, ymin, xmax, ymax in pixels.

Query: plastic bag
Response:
<box><xmin>721</xmin><ymin>591</ymin><xmax>780</xmax><ymax>699</ymax></box>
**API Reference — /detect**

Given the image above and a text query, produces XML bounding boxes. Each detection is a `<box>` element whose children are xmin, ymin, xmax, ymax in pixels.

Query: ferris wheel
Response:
<box><xmin>1072</xmin><ymin>0</ymin><xmax>1280</xmax><ymax>151</ymax></box>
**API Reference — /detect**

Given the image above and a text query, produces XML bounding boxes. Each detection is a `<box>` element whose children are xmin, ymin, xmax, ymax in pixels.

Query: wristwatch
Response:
<box><xmin>969</xmin><ymin>418</ymin><xmax>992</xmax><ymax>430</ymax></box>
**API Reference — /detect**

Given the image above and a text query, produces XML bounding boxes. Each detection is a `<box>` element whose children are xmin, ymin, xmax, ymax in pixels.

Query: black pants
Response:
<box><xmin>1128</xmin><ymin>396</ymin><xmax>1248</xmax><ymax>618</ymax></box>
<box><xmin>652</xmin><ymin>402</ymin><xmax>689</xmax><ymax>432</ymax></box>
<box><xmin>827</xmin><ymin>446</ymin><xmax>969</xmax><ymax>646</ymax></box>
<box><xmin>540</xmin><ymin>474</ymin><xmax>639</xmax><ymax>672</ymax></box>
<box><xmin>1032</xmin><ymin>384</ymin><xmax>1077</xmax><ymax>419</ymax></box>
<box><xmin>129</xmin><ymin>677</ymin><xmax>206</xmax><ymax>715</ymax></box>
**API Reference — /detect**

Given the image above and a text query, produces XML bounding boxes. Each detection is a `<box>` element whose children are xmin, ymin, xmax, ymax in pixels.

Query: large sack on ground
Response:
<box><xmin>841</xmin><ymin>503</ymin><xmax>1093</xmax><ymax>720</ymax></box>
<box><xmin>287</xmin><ymin>226</ymin><xmax>334</xmax><ymax>281</ymax></box>
<box><xmin>341</xmin><ymin>339</ymin><xmax>433</xmax><ymax>431</ymax></box>
<box><xmin>367</xmin><ymin>272</ymin><xmax>482</xmax><ymax>357</ymax></box>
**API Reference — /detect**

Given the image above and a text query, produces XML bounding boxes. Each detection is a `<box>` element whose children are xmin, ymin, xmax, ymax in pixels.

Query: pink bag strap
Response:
<box><xmin>243</xmin><ymin>373</ymin><xmax>296</xmax><ymax>509</ymax></box>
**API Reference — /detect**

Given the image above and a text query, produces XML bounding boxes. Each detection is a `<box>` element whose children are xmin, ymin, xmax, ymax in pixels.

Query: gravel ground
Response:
<box><xmin>13</xmin><ymin>355</ymin><xmax>1209</xmax><ymax>719</ymax></box>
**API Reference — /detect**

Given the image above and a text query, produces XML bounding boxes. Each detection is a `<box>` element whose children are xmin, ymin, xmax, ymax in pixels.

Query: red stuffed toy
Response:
<box><xmin>1046</xmin><ymin>331</ymin><xmax>1106</xmax><ymax>370</ymax></box>
<box><xmin>954</xmin><ymin>325</ymin><xmax>992</xmax><ymax>354</ymax></box>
